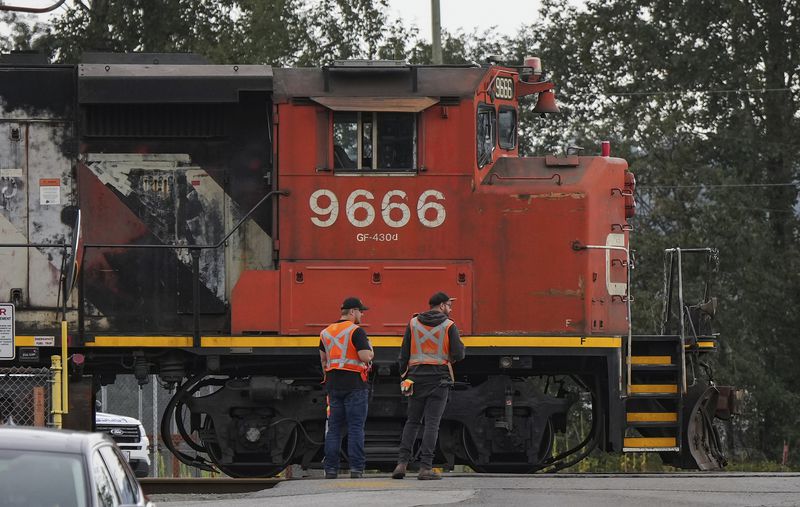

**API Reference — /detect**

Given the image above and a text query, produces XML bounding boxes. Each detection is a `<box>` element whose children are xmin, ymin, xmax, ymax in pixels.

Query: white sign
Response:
<box><xmin>0</xmin><ymin>304</ymin><xmax>14</xmax><ymax>360</ymax></box>
<box><xmin>39</xmin><ymin>178</ymin><xmax>61</xmax><ymax>205</ymax></box>
<box><xmin>0</xmin><ymin>168</ymin><xmax>23</xmax><ymax>178</ymax></box>
<box><xmin>34</xmin><ymin>336</ymin><xmax>55</xmax><ymax>347</ymax></box>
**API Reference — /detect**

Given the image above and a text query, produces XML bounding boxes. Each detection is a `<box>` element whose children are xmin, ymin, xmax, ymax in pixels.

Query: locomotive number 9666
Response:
<box><xmin>309</xmin><ymin>189</ymin><xmax>446</xmax><ymax>228</ymax></box>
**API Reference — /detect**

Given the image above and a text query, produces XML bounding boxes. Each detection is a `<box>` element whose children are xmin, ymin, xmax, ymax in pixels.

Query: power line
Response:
<box><xmin>729</xmin><ymin>206</ymin><xmax>799</xmax><ymax>214</ymax></box>
<box><xmin>566</xmin><ymin>87</ymin><xmax>795</xmax><ymax>98</ymax></box>
<box><xmin>607</xmin><ymin>87</ymin><xmax>793</xmax><ymax>97</ymax></box>
<box><xmin>639</xmin><ymin>183</ymin><xmax>799</xmax><ymax>189</ymax></box>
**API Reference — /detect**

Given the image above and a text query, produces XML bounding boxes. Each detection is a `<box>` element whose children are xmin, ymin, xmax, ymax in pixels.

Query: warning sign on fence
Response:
<box><xmin>0</xmin><ymin>303</ymin><xmax>15</xmax><ymax>360</ymax></box>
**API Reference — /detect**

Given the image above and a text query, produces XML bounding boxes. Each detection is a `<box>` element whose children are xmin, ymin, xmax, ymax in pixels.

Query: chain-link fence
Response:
<box><xmin>0</xmin><ymin>367</ymin><xmax>202</xmax><ymax>477</ymax></box>
<box><xmin>0</xmin><ymin>367</ymin><xmax>53</xmax><ymax>427</ymax></box>
<box><xmin>101</xmin><ymin>374</ymin><xmax>202</xmax><ymax>477</ymax></box>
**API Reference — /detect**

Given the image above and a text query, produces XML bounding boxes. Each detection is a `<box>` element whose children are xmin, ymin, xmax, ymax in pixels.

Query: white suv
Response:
<box><xmin>95</xmin><ymin>412</ymin><xmax>151</xmax><ymax>477</ymax></box>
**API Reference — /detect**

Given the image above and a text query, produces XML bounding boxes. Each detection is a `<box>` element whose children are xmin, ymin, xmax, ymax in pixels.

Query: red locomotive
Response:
<box><xmin>0</xmin><ymin>53</ymin><xmax>734</xmax><ymax>476</ymax></box>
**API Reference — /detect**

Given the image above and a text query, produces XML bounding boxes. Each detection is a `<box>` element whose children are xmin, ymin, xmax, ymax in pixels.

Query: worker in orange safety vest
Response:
<box><xmin>392</xmin><ymin>291</ymin><xmax>465</xmax><ymax>480</ymax></box>
<box><xmin>319</xmin><ymin>297</ymin><xmax>374</xmax><ymax>479</ymax></box>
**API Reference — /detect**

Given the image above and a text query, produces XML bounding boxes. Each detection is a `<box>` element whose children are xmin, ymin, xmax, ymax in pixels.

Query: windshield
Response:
<box><xmin>0</xmin><ymin>450</ymin><xmax>88</xmax><ymax>507</ymax></box>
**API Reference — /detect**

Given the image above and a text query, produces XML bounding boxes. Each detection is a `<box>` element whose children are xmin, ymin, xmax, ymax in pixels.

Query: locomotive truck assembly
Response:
<box><xmin>0</xmin><ymin>52</ymin><xmax>737</xmax><ymax>476</ymax></box>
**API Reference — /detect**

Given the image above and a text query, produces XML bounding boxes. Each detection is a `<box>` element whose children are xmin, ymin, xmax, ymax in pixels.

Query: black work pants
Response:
<box><xmin>397</xmin><ymin>384</ymin><xmax>449</xmax><ymax>468</ymax></box>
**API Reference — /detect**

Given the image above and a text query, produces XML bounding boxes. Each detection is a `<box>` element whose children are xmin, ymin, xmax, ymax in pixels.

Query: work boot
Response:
<box><xmin>391</xmin><ymin>463</ymin><xmax>407</xmax><ymax>479</ymax></box>
<box><xmin>417</xmin><ymin>468</ymin><xmax>441</xmax><ymax>480</ymax></box>
<box><xmin>350</xmin><ymin>471</ymin><xmax>363</xmax><ymax>478</ymax></box>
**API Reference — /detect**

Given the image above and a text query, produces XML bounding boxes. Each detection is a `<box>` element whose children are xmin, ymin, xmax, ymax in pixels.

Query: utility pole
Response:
<box><xmin>431</xmin><ymin>0</ymin><xmax>442</xmax><ymax>64</ymax></box>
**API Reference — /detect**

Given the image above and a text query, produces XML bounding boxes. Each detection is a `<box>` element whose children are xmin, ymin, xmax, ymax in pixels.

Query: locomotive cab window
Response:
<box><xmin>477</xmin><ymin>105</ymin><xmax>496</xmax><ymax>168</ymax></box>
<box><xmin>498</xmin><ymin>107</ymin><xmax>517</xmax><ymax>150</ymax></box>
<box><xmin>333</xmin><ymin>111</ymin><xmax>416</xmax><ymax>171</ymax></box>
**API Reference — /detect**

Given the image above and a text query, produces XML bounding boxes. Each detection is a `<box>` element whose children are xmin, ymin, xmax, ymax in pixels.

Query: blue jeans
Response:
<box><xmin>324</xmin><ymin>388</ymin><xmax>369</xmax><ymax>473</ymax></box>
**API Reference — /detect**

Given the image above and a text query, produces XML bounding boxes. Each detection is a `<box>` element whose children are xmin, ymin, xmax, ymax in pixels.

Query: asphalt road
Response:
<box><xmin>152</xmin><ymin>472</ymin><xmax>800</xmax><ymax>507</ymax></box>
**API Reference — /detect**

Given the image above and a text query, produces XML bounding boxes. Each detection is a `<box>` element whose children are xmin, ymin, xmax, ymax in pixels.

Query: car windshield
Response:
<box><xmin>0</xmin><ymin>450</ymin><xmax>87</xmax><ymax>507</ymax></box>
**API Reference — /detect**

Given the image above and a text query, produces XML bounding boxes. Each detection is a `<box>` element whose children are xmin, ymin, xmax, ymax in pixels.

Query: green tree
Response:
<box><xmin>293</xmin><ymin>0</ymin><xmax>390</xmax><ymax>65</ymax></box>
<box><xmin>5</xmin><ymin>0</ymin><xmax>243</xmax><ymax>63</ymax></box>
<box><xmin>536</xmin><ymin>0</ymin><xmax>800</xmax><ymax>463</ymax></box>
<box><xmin>234</xmin><ymin>0</ymin><xmax>307</xmax><ymax>65</ymax></box>
<box><xmin>0</xmin><ymin>11</ymin><xmax>49</xmax><ymax>53</ymax></box>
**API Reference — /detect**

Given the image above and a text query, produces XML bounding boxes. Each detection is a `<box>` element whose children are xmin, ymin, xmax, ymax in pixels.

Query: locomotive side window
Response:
<box><xmin>477</xmin><ymin>105</ymin><xmax>496</xmax><ymax>168</ymax></box>
<box><xmin>333</xmin><ymin>112</ymin><xmax>358</xmax><ymax>169</ymax></box>
<box><xmin>361</xmin><ymin>115</ymin><xmax>374</xmax><ymax>168</ymax></box>
<box><xmin>332</xmin><ymin>111</ymin><xmax>416</xmax><ymax>171</ymax></box>
<box><xmin>377</xmin><ymin>113</ymin><xmax>415</xmax><ymax>169</ymax></box>
<box><xmin>498</xmin><ymin>107</ymin><xmax>517</xmax><ymax>150</ymax></box>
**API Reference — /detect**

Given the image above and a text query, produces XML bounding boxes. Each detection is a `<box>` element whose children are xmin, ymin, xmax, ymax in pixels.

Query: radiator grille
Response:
<box><xmin>96</xmin><ymin>424</ymin><xmax>141</xmax><ymax>444</ymax></box>
<box><xmin>83</xmin><ymin>103</ymin><xmax>226</xmax><ymax>138</ymax></box>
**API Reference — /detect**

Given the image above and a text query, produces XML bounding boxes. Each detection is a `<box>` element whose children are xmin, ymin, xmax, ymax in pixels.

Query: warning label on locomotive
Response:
<box><xmin>39</xmin><ymin>178</ymin><xmax>61</xmax><ymax>205</ymax></box>
<box><xmin>0</xmin><ymin>303</ymin><xmax>15</xmax><ymax>360</ymax></box>
<box><xmin>34</xmin><ymin>336</ymin><xmax>55</xmax><ymax>347</ymax></box>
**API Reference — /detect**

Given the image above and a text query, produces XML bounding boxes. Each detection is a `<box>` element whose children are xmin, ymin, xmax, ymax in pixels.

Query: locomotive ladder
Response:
<box><xmin>622</xmin><ymin>247</ymin><xmax>718</xmax><ymax>454</ymax></box>
<box><xmin>623</xmin><ymin>334</ymin><xmax>684</xmax><ymax>452</ymax></box>
<box><xmin>578</xmin><ymin>241</ymin><xmax>687</xmax><ymax>453</ymax></box>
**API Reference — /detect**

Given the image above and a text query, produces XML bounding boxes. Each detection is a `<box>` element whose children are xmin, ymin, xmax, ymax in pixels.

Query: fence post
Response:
<box><xmin>152</xmin><ymin>375</ymin><xmax>159</xmax><ymax>478</ymax></box>
<box><xmin>33</xmin><ymin>386</ymin><xmax>45</xmax><ymax>427</ymax></box>
<box><xmin>51</xmin><ymin>355</ymin><xmax>62</xmax><ymax>429</ymax></box>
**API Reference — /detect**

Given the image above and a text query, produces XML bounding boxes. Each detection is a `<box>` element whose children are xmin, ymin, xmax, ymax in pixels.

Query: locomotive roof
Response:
<box><xmin>273</xmin><ymin>65</ymin><xmax>488</xmax><ymax>101</ymax></box>
<box><xmin>78</xmin><ymin>63</ymin><xmax>273</xmax><ymax>104</ymax></box>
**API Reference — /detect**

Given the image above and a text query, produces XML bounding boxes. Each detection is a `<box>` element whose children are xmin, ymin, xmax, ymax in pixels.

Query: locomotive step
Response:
<box><xmin>685</xmin><ymin>339</ymin><xmax>718</xmax><ymax>350</ymax></box>
<box><xmin>623</xmin><ymin>436</ymin><xmax>679</xmax><ymax>452</ymax></box>
<box><xmin>626</xmin><ymin>412</ymin><xmax>678</xmax><ymax>423</ymax></box>
<box><xmin>627</xmin><ymin>392</ymin><xmax>680</xmax><ymax>400</ymax></box>
<box><xmin>629</xmin><ymin>356</ymin><xmax>673</xmax><ymax>365</ymax></box>
<box><xmin>629</xmin><ymin>384</ymin><xmax>678</xmax><ymax>394</ymax></box>
<box><xmin>631</xmin><ymin>335</ymin><xmax>718</xmax><ymax>348</ymax></box>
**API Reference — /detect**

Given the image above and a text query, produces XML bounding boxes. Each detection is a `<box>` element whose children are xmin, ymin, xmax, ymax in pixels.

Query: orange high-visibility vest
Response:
<box><xmin>320</xmin><ymin>321</ymin><xmax>368</xmax><ymax>375</ymax></box>
<box><xmin>408</xmin><ymin>316</ymin><xmax>453</xmax><ymax>366</ymax></box>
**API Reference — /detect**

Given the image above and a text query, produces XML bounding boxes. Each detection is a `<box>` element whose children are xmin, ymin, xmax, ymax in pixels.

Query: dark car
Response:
<box><xmin>0</xmin><ymin>427</ymin><xmax>153</xmax><ymax>507</ymax></box>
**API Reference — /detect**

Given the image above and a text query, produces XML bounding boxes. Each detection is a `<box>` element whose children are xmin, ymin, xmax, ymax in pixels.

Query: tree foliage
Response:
<box><xmin>536</xmin><ymin>0</ymin><xmax>800</xmax><ymax>463</ymax></box>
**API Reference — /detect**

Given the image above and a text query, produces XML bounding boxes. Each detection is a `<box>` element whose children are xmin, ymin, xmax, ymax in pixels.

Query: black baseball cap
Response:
<box><xmin>429</xmin><ymin>292</ymin><xmax>456</xmax><ymax>306</ymax></box>
<box><xmin>341</xmin><ymin>297</ymin><xmax>369</xmax><ymax>311</ymax></box>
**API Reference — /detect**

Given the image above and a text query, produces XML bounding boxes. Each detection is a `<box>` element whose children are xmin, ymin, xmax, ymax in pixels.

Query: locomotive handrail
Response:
<box><xmin>0</xmin><ymin>190</ymin><xmax>290</xmax><ymax>359</ymax></box>
<box><xmin>78</xmin><ymin>189</ymin><xmax>291</xmax><ymax>347</ymax></box>
<box><xmin>0</xmin><ymin>242</ymin><xmax>69</xmax><ymax>248</ymax></box>
<box><xmin>677</xmin><ymin>248</ymin><xmax>687</xmax><ymax>394</ymax></box>
<box><xmin>661</xmin><ymin>246</ymin><xmax>718</xmax><ymax>395</ymax></box>
<box><xmin>83</xmin><ymin>189</ymin><xmax>290</xmax><ymax>250</ymax></box>
<box><xmin>572</xmin><ymin>241</ymin><xmax>633</xmax><ymax>396</ymax></box>
<box><xmin>487</xmin><ymin>173</ymin><xmax>562</xmax><ymax>185</ymax></box>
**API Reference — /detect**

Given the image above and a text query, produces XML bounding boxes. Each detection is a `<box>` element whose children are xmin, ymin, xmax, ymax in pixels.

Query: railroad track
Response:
<box><xmin>139</xmin><ymin>477</ymin><xmax>283</xmax><ymax>495</ymax></box>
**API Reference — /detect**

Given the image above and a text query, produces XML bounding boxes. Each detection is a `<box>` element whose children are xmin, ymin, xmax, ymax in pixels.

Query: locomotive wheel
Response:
<box><xmin>201</xmin><ymin>417</ymin><xmax>298</xmax><ymax>478</ymax></box>
<box><xmin>461</xmin><ymin>419</ymin><xmax>554</xmax><ymax>473</ymax></box>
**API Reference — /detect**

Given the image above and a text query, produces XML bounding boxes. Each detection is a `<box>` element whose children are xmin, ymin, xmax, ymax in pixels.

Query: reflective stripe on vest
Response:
<box><xmin>321</xmin><ymin>321</ymin><xmax>366</xmax><ymax>373</ymax></box>
<box><xmin>408</xmin><ymin>316</ymin><xmax>452</xmax><ymax>366</ymax></box>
